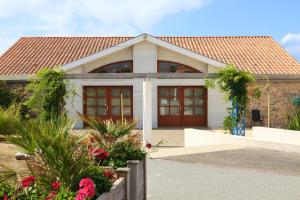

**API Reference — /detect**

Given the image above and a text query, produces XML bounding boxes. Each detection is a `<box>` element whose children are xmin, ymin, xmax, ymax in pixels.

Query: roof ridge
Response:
<box><xmin>20</xmin><ymin>36</ymin><xmax>134</xmax><ymax>39</ymax></box>
<box><xmin>19</xmin><ymin>35</ymin><xmax>272</xmax><ymax>39</ymax></box>
<box><xmin>158</xmin><ymin>36</ymin><xmax>272</xmax><ymax>38</ymax></box>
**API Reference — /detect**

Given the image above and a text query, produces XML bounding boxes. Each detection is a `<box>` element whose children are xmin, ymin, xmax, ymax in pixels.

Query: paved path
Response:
<box><xmin>147</xmin><ymin>148</ymin><xmax>300</xmax><ymax>200</ymax></box>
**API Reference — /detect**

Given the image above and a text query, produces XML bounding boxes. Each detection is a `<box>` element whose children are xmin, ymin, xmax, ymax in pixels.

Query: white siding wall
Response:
<box><xmin>207</xmin><ymin>88</ymin><xmax>229</xmax><ymax>128</ymax></box>
<box><xmin>133</xmin><ymin>41</ymin><xmax>157</xmax><ymax>73</ymax></box>
<box><xmin>65</xmin><ymin>79</ymin><xmax>83</xmax><ymax>128</ymax></box>
<box><xmin>66</xmin><ymin>79</ymin><xmax>144</xmax><ymax>129</ymax></box>
<box><xmin>157</xmin><ymin>47</ymin><xmax>208</xmax><ymax>72</ymax></box>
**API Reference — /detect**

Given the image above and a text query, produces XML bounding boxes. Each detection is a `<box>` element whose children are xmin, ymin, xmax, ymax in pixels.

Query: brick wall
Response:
<box><xmin>248</xmin><ymin>81</ymin><xmax>300</xmax><ymax>128</ymax></box>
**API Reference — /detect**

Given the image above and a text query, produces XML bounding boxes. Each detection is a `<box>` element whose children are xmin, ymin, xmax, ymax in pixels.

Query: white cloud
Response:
<box><xmin>281</xmin><ymin>33</ymin><xmax>300</xmax><ymax>62</ymax></box>
<box><xmin>0</xmin><ymin>0</ymin><xmax>208</xmax><ymax>54</ymax></box>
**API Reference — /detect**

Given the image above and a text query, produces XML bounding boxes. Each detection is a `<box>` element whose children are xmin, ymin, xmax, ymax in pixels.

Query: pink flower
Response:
<box><xmin>21</xmin><ymin>176</ymin><xmax>35</xmax><ymax>188</ymax></box>
<box><xmin>45</xmin><ymin>191</ymin><xmax>57</xmax><ymax>200</ymax></box>
<box><xmin>76</xmin><ymin>178</ymin><xmax>95</xmax><ymax>200</ymax></box>
<box><xmin>146</xmin><ymin>143</ymin><xmax>152</xmax><ymax>149</ymax></box>
<box><xmin>51</xmin><ymin>181</ymin><xmax>61</xmax><ymax>190</ymax></box>
<box><xmin>89</xmin><ymin>148</ymin><xmax>110</xmax><ymax>160</ymax></box>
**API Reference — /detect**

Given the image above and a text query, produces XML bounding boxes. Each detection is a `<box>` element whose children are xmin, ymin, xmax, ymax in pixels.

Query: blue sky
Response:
<box><xmin>0</xmin><ymin>0</ymin><xmax>299</xmax><ymax>61</ymax></box>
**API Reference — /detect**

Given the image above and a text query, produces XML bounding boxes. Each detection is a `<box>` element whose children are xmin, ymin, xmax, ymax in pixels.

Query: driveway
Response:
<box><xmin>147</xmin><ymin>148</ymin><xmax>300</xmax><ymax>200</ymax></box>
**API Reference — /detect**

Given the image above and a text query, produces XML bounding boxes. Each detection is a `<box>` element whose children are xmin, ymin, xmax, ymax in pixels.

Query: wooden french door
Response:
<box><xmin>158</xmin><ymin>86</ymin><xmax>207</xmax><ymax>127</ymax></box>
<box><xmin>83</xmin><ymin>86</ymin><xmax>133</xmax><ymax>122</ymax></box>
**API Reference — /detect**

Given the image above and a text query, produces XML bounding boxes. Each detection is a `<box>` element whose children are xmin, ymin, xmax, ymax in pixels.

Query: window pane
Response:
<box><xmin>90</xmin><ymin>61</ymin><xmax>133</xmax><ymax>73</ymax></box>
<box><xmin>87</xmin><ymin>107</ymin><xmax>97</xmax><ymax>116</ymax></box>
<box><xmin>112</xmin><ymin>107</ymin><xmax>120</xmax><ymax>116</ymax></box>
<box><xmin>159</xmin><ymin>88</ymin><xmax>169</xmax><ymax>97</ymax></box>
<box><xmin>184</xmin><ymin>88</ymin><xmax>193</xmax><ymax>97</ymax></box>
<box><xmin>195</xmin><ymin>107</ymin><xmax>204</xmax><ymax>116</ymax></box>
<box><xmin>184</xmin><ymin>107</ymin><xmax>193</xmax><ymax>115</ymax></box>
<box><xmin>170</xmin><ymin>107</ymin><xmax>180</xmax><ymax>116</ymax></box>
<box><xmin>170</xmin><ymin>88</ymin><xmax>179</xmax><ymax>97</ymax></box>
<box><xmin>87</xmin><ymin>98</ymin><xmax>96</xmax><ymax>106</ymax></box>
<box><xmin>158</xmin><ymin>61</ymin><xmax>200</xmax><ymax>73</ymax></box>
<box><xmin>170</xmin><ymin>98</ymin><xmax>180</xmax><ymax>106</ymax></box>
<box><xmin>97</xmin><ymin>98</ymin><xmax>106</xmax><ymax>106</ymax></box>
<box><xmin>160</xmin><ymin>98</ymin><xmax>169</xmax><ymax>106</ymax></box>
<box><xmin>184</xmin><ymin>98</ymin><xmax>193</xmax><ymax>106</ymax></box>
<box><xmin>123</xmin><ymin>107</ymin><xmax>131</xmax><ymax>116</ymax></box>
<box><xmin>97</xmin><ymin>107</ymin><xmax>107</xmax><ymax>116</ymax></box>
<box><xmin>194</xmin><ymin>88</ymin><xmax>203</xmax><ymax>97</ymax></box>
<box><xmin>121</xmin><ymin>89</ymin><xmax>130</xmax><ymax>97</ymax></box>
<box><xmin>111</xmin><ymin>98</ymin><xmax>120</xmax><ymax>106</ymax></box>
<box><xmin>195</xmin><ymin>98</ymin><xmax>204</xmax><ymax>106</ymax></box>
<box><xmin>87</xmin><ymin>88</ymin><xmax>96</xmax><ymax>97</ymax></box>
<box><xmin>97</xmin><ymin>88</ymin><xmax>105</xmax><ymax>97</ymax></box>
<box><xmin>123</xmin><ymin>98</ymin><xmax>131</xmax><ymax>106</ymax></box>
<box><xmin>160</xmin><ymin>107</ymin><xmax>169</xmax><ymax>115</ymax></box>
<box><xmin>111</xmin><ymin>89</ymin><xmax>120</xmax><ymax>97</ymax></box>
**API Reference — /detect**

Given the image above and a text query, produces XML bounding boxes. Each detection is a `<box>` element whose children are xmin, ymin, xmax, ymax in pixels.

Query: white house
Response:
<box><xmin>1</xmin><ymin>33</ymin><xmax>300</xmax><ymax>138</ymax></box>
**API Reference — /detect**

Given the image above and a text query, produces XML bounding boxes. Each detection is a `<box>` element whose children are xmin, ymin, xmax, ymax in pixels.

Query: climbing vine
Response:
<box><xmin>205</xmin><ymin>65</ymin><xmax>261</xmax><ymax>135</ymax></box>
<box><xmin>25</xmin><ymin>68</ymin><xmax>67</xmax><ymax>120</ymax></box>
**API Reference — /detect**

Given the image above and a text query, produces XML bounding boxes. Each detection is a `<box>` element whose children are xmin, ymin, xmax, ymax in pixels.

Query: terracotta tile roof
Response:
<box><xmin>0</xmin><ymin>36</ymin><xmax>299</xmax><ymax>75</ymax></box>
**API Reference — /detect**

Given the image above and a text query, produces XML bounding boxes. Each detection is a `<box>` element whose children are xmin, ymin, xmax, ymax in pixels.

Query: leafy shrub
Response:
<box><xmin>0</xmin><ymin>104</ymin><xmax>23</xmax><ymax>135</ymax></box>
<box><xmin>205</xmin><ymin>65</ymin><xmax>260</xmax><ymax>135</ymax></box>
<box><xmin>81</xmin><ymin>114</ymin><xmax>147</xmax><ymax>168</ymax></box>
<box><xmin>80</xmin><ymin>114</ymin><xmax>137</xmax><ymax>149</ymax></box>
<box><xmin>106</xmin><ymin>141</ymin><xmax>147</xmax><ymax>168</ymax></box>
<box><xmin>54</xmin><ymin>187</ymin><xmax>76</xmax><ymax>200</ymax></box>
<box><xmin>0</xmin><ymin>182</ymin><xmax>14</xmax><ymax>199</ymax></box>
<box><xmin>0</xmin><ymin>80</ymin><xmax>15</xmax><ymax>109</ymax></box>
<box><xmin>25</xmin><ymin>68</ymin><xmax>67</xmax><ymax>120</ymax></box>
<box><xmin>292</xmin><ymin>96</ymin><xmax>300</xmax><ymax>107</ymax></box>
<box><xmin>5</xmin><ymin>116</ymin><xmax>90</xmax><ymax>187</ymax></box>
<box><xmin>76</xmin><ymin>166</ymin><xmax>112</xmax><ymax>198</ymax></box>
<box><xmin>286</xmin><ymin>107</ymin><xmax>300</xmax><ymax>131</ymax></box>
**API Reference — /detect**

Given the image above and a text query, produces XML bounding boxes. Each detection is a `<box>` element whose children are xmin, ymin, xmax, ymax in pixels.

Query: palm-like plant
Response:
<box><xmin>79</xmin><ymin>113</ymin><xmax>141</xmax><ymax>149</ymax></box>
<box><xmin>3</xmin><ymin>116</ymin><xmax>92</xmax><ymax>189</ymax></box>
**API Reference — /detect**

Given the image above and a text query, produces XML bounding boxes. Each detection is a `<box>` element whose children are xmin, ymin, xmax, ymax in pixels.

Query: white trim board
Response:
<box><xmin>61</xmin><ymin>33</ymin><xmax>226</xmax><ymax>72</ymax></box>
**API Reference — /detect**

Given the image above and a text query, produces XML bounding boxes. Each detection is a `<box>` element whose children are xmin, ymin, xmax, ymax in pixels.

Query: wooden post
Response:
<box><xmin>121</xmin><ymin>93</ymin><xmax>124</xmax><ymax>122</ymax></box>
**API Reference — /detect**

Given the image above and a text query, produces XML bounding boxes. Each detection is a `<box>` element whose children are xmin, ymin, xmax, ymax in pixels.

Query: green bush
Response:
<box><xmin>81</xmin><ymin>115</ymin><xmax>147</xmax><ymax>168</ymax></box>
<box><xmin>54</xmin><ymin>187</ymin><xmax>76</xmax><ymax>200</ymax></box>
<box><xmin>106</xmin><ymin>141</ymin><xmax>147</xmax><ymax>168</ymax></box>
<box><xmin>25</xmin><ymin>68</ymin><xmax>67</xmax><ymax>120</ymax></box>
<box><xmin>0</xmin><ymin>105</ymin><xmax>23</xmax><ymax>135</ymax></box>
<box><xmin>286</xmin><ymin>107</ymin><xmax>300</xmax><ymax>131</ymax></box>
<box><xmin>5</xmin><ymin>116</ymin><xmax>89</xmax><ymax>187</ymax></box>
<box><xmin>77</xmin><ymin>165</ymin><xmax>112</xmax><ymax>198</ymax></box>
<box><xmin>0</xmin><ymin>182</ymin><xmax>14</xmax><ymax>199</ymax></box>
<box><xmin>0</xmin><ymin>80</ymin><xmax>15</xmax><ymax>109</ymax></box>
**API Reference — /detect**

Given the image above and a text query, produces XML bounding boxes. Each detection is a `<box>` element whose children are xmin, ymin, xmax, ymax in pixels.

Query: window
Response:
<box><xmin>158</xmin><ymin>61</ymin><xmax>201</xmax><ymax>73</ymax></box>
<box><xmin>90</xmin><ymin>61</ymin><xmax>133</xmax><ymax>73</ymax></box>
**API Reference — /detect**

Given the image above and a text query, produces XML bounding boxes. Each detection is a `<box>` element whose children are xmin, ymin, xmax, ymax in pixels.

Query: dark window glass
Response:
<box><xmin>90</xmin><ymin>61</ymin><xmax>133</xmax><ymax>73</ymax></box>
<box><xmin>158</xmin><ymin>61</ymin><xmax>201</xmax><ymax>73</ymax></box>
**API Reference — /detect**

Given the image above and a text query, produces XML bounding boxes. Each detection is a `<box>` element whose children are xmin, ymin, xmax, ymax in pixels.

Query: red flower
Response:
<box><xmin>21</xmin><ymin>176</ymin><xmax>35</xmax><ymax>188</ymax></box>
<box><xmin>45</xmin><ymin>191</ymin><xmax>57</xmax><ymax>200</ymax></box>
<box><xmin>51</xmin><ymin>181</ymin><xmax>61</xmax><ymax>190</ymax></box>
<box><xmin>89</xmin><ymin>148</ymin><xmax>110</xmax><ymax>160</ymax></box>
<box><xmin>146</xmin><ymin>143</ymin><xmax>152</xmax><ymax>149</ymax></box>
<box><xmin>103</xmin><ymin>170</ymin><xmax>114</xmax><ymax>178</ymax></box>
<box><xmin>4</xmin><ymin>194</ymin><xmax>8</xmax><ymax>200</ymax></box>
<box><xmin>76</xmin><ymin>178</ymin><xmax>95</xmax><ymax>200</ymax></box>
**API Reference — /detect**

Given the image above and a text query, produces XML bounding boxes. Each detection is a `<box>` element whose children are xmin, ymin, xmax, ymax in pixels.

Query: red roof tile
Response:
<box><xmin>0</xmin><ymin>36</ymin><xmax>299</xmax><ymax>75</ymax></box>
